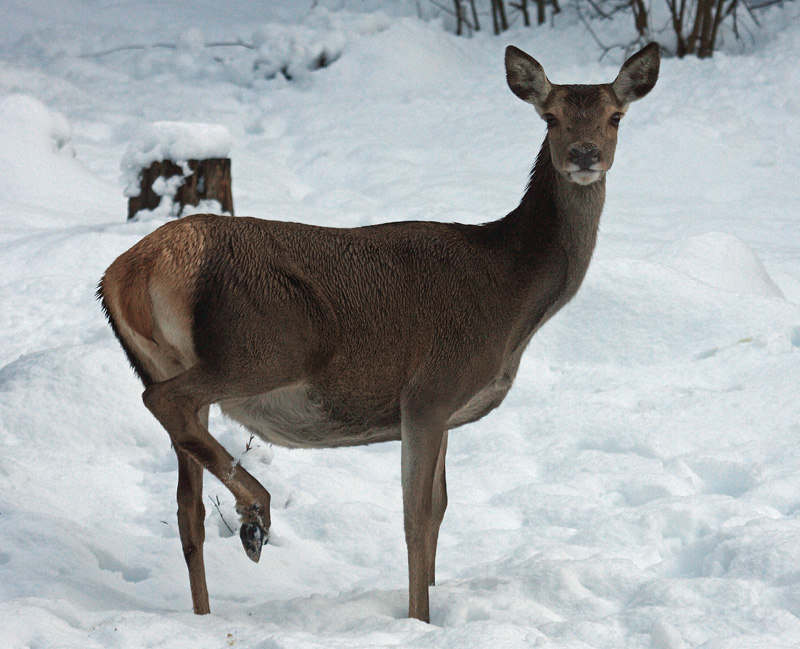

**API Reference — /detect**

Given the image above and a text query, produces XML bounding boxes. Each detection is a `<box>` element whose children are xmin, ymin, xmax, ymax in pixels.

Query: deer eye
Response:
<box><xmin>543</xmin><ymin>113</ymin><xmax>558</xmax><ymax>128</ymax></box>
<box><xmin>610</xmin><ymin>112</ymin><xmax>623</xmax><ymax>127</ymax></box>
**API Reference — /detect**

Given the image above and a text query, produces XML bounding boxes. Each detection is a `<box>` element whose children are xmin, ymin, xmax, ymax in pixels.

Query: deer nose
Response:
<box><xmin>569</xmin><ymin>145</ymin><xmax>600</xmax><ymax>170</ymax></box>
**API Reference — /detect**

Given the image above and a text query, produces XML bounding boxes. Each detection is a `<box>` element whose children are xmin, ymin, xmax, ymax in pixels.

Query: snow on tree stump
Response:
<box><xmin>122</xmin><ymin>122</ymin><xmax>234</xmax><ymax>220</ymax></box>
<box><xmin>127</xmin><ymin>157</ymin><xmax>233</xmax><ymax>220</ymax></box>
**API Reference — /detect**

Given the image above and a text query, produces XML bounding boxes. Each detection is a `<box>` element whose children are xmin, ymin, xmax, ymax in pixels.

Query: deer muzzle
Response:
<box><xmin>565</xmin><ymin>144</ymin><xmax>604</xmax><ymax>185</ymax></box>
<box><xmin>568</xmin><ymin>145</ymin><xmax>600</xmax><ymax>170</ymax></box>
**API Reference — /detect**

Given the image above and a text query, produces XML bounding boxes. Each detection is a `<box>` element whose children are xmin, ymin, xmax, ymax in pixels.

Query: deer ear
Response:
<box><xmin>505</xmin><ymin>46</ymin><xmax>552</xmax><ymax>114</ymax></box>
<box><xmin>612</xmin><ymin>42</ymin><xmax>660</xmax><ymax>107</ymax></box>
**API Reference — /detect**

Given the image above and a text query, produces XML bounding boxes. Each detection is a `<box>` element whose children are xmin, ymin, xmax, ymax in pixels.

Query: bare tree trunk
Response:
<box><xmin>631</xmin><ymin>0</ymin><xmax>649</xmax><ymax>36</ymax></box>
<box><xmin>686</xmin><ymin>0</ymin><xmax>712</xmax><ymax>55</ymax></box>
<box><xmin>697</xmin><ymin>0</ymin><xmax>716</xmax><ymax>56</ymax></box>
<box><xmin>702</xmin><ymin>0</ymin><xmax>729</xmax><ymax>57</ymax></box>
<box><xmin>498</xmin><ymin>0</ymin><xmax>509</xmax><ymax>30</ymax></box>
<box><xmin>491</xmin><ymin>0</ymin><xmax>509</xmax><ymax>33</ymax></box>
<box><xmin>710</xmin><ymin>0</ymin><xmax>731</xmax><ymax>45</ymax></box>
<box><xmin>668</xmin><ymin>0</ymin><xmax>688</xmax><ymax>57</ymax></box>
<box><xmin>453</xmin><ymin>0</ymin><xmax>465</xmax><ymax>35</ymax></box>
<box><xmin>667</xmin><ymin>0</ymin><xmax>737</xmax><ymax>58</ymax></box>
<box><xmin>469</xmin><ymin>0</ymin><xmax>481</xmax><ymax>30</ymax></box>
<box><xmin>491</xmin><ymin>0</ymin><xmax>500</xmax><ymax>34</ymax></box>
<box><xmin>511</xmin><ymin>0</ymin><xmax>531</xmax><ymax>26</ymax></box>
<box><xmin>537</xmin><ymin>0</ymin><xmax>547</xmax><ymax>24</ymax></box>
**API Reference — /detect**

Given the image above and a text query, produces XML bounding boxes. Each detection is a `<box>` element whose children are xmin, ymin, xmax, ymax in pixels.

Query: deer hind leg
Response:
<box><xmin>143</xmin><ymin>366</ymin><xmax>273</xmax><ymax>566</ymax></box>
<box><xmin>176</xmin><ymin>407</ymin><xmax>209</xmax><ymax>614</ymax></box>
<box><xmin>401</xmin><ymin>405</ymin><xmax>447</xmax><ymax>623</ymax></box>
<box><xmin>427</xmin><ymin>430</ymin><xmax>449</xmax><ymax>587</ymax></box>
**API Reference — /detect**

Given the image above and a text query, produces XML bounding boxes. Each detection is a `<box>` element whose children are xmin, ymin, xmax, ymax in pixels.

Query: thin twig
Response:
<box><xmin>576</xmin><ymin>5</ymin><xmax>612</xmax><ymax>53</ymax></box>
<box><xmin>584</xmin><ymin>0</ymin><xmax>615</xmax><ymax>20</ymax></box>
<box><xmin>429</xmin><ymin>0</ymin><xmax>477</xmax><ymax>32</ymax></box>
<box><xmin>208</xmin><ymin>495</ymin><xmax>235</xmax><ymax>534</ymax></box>
<box><xmin>575</xmin><ymin>4</ymin><xmax>631</xmax><ymax>61</ymax></box>
<box><xmin>739</xmin><ymin>0</ymin><xmax>762</xmax><ymax>26</ymax></box>
<box><xmin>244</xmin><ymin>434</ymin><xmax>256</xmax><ymax>453</ymax></box>
<box><xmin>745</xmin><ymin>0</ymin><xmax>780</xmax><ymax>8</ymax></box>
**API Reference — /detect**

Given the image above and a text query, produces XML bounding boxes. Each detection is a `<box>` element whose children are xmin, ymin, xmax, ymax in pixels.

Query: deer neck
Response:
<box><xmin>509</xmin><ymin>135</ymin><xmax>605</xmax><ymax>295</ymax></box>
<box><xmin>476</xmin><ymin>135</ymin><xmax>605</xmax><ymax>360</ymax></box>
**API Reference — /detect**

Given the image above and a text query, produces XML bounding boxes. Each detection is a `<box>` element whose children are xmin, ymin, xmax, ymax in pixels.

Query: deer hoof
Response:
<box><xmin>240</xmin><ymin>522</ymin><xmax>268</xmax><ymax>562</ymax></box>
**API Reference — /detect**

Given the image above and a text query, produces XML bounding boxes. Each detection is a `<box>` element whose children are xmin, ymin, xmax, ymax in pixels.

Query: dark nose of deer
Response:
<box><xmin>569</xmin><ymin>145</ymin><xmax>600</xmax><ymax>170</ymax></box>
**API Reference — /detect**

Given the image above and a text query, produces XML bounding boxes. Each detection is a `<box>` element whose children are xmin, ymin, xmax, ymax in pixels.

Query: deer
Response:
<box><xmin>98</xmin><ymin>43</ymin><xmax>659</xmax><ymax>623</ymax></box>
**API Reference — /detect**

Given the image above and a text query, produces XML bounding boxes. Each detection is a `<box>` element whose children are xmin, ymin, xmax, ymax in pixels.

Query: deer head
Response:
<box><xmin>506</xmin><ymin>43</ymin><xmax>660</xmax><ymax>186</ymax></box>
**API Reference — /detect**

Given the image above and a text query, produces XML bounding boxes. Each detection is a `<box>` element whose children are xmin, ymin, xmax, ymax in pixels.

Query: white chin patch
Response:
<box><xmin>568</xmin><ymin>170</ymin><xmax>603</xmax><ymax>185</ymax></box>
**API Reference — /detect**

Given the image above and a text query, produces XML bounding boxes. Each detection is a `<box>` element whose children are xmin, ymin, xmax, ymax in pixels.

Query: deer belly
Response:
<box><xmin>218</xmin><ymin>384</ymin><xmax>399</xmax><ymax>449</ymax></box>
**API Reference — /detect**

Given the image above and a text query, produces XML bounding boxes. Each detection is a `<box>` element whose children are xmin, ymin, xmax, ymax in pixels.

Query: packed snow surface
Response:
<box><xmin>1</xmin><ymin>1</ymin><xmax>800</xmax><ymax>648</ymax></box>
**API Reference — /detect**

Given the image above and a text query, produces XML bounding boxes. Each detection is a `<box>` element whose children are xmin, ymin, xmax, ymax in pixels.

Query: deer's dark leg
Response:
<box><xmin>427</xmin><ymin>430</ymin><xmax>449</xmax><ymax>587</ymax></box>
<box><xmin>401</xmin><ymin>404</ymin><xmax>446</xmax><ymax>623</ymax></box>
<box><xmin>175</xmin><ymin>406</ymin><xmax>209</xmax><ymax>614</ymax></box>
<box><xmin>143</xmin><ymin>367</ymin><xmax>273</xmax><ymax>567</ymax></box>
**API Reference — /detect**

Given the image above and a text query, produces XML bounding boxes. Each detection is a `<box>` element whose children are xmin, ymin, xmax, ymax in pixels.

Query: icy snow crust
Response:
<box><xmin>2</xmin><ymin>1</ymin><xmax>800</xmax><ymax>648</ymax></box>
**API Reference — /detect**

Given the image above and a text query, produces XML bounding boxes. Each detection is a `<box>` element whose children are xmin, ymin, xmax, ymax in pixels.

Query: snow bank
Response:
<box><xmin>651</xmin><ymin>232</ymin><xmax>785</xmax><ymax>299</ymax></box>
<box><xmin>0</xmin><ymin>93</ymin><xmax>72</xmax><ymax>152</ymax></box>
<box><xmin>120</xmin><ymin>121</ymin><xmax>232</xmax><ymax>197</ymax></box>
<box><xmin>0</xmin><ymin>94</ymin><xmax>111</xmax><ymax>221</ymax></box>
<box><xmin>319</xmin><ymin>19</ymin><xmax>475</xmax><ymax>98</ymax></box>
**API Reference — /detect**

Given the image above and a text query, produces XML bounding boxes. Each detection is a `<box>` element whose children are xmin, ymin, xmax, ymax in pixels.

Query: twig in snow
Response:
<box><xmin>208</xmin><ymin>495</ymin><xmax>235</xmax><ymax>534</ymax></box>
<box><xmin>244</xmin><ymin>434</ymin><xmax>256</xmax><ymax>453</ymax></box>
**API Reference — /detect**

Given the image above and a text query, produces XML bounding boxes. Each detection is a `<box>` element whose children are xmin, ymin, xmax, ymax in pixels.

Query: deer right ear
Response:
<box><xmin>505</xmin><ymin>46</ymin><xmax>552</xmax><ymax>114</ymax></box>
<box><xmin>612</xmin><ymin>42</ymin><xmax>660</xmax><ymax>107</ymax></box>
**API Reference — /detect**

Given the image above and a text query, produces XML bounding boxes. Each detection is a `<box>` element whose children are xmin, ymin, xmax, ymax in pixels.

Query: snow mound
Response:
<box><xmin>120</xmin><ymin>121</ymin><xmax>232</xmax><ymax>197</ymax></box>
<box><xmin>0</xmin><ymin>94</ymin><xmax>110</xmax><ymax>218</ymax></box>
<box><xmin>320</xmin><ymin>19</ymin><xmax>473</xmax><ymax>98</ymax></box>
<box><xmin>651</xmin><ymin>231</ymin><xmax>785</xmax><ymax>299</ymax></box>
<box><xmin>0</xmin><ymin>93</ymin><xmax>71</xmax><ymax>153</ymax></box>
<box><xmin>529</xmin><ymin>255</ymin><xmax>795</xmax><ymax>368</ymax></box>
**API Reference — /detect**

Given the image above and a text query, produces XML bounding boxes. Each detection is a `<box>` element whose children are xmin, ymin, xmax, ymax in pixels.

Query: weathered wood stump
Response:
<box><xmin>127</xmin><ymin>157</ymin><xmax>234</xmax><ymax>220</ymax></box>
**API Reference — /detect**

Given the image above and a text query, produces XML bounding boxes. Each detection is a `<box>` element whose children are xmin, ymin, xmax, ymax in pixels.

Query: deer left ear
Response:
<box><xmin>506</xmin><ymin>46</ymin><xmax>552</xmax><ymax>114</ymax></box>
<box><xmin>612</xmin><ymin>43</ymin><xmax>660</xmax><ymax>107</ymax></box>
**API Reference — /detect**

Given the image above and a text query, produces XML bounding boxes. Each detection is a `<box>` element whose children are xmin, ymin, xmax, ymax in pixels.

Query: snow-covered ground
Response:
<box><xmin>2</xmin><ymin>1</ymin><xmax>800</xmax><ymax>647</ymax></box>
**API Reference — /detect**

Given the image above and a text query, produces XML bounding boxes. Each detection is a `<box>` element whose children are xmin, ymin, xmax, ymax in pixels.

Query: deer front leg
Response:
<box><xmin>176</xmin><ymin>450</ymin><xmax>210</xmax><ymax>613</ymax></box>
<box><xmin>175</xmin><ymin>406</ymin><xmax>210</xmax><ymax>614</ymax></box>
<box><xmin>401</xmin><ymin>405</ymin><xmax>446</xmax><ymax>623</ymax></box>
<box><xmin>143</xmin><ymin>368</ymin><xmax>272</xmax><ymax>571</ymax></box>
<box><xmin>428</xmin><ymin>430</ymin><xmax>449</xmax><ymax>587</ymax></box>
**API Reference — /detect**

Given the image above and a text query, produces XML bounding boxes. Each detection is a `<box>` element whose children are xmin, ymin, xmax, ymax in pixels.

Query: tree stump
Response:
<box><xmin>127</xmin><ymin>157</ymin><xmax>234</xmax><ymax>220</ymax></box>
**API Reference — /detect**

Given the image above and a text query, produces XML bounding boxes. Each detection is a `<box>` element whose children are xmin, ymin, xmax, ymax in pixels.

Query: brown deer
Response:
<box><xmin>98</xmin><ymin>43</ymin><xmax>659</xmax><ymax>622</ymax></box>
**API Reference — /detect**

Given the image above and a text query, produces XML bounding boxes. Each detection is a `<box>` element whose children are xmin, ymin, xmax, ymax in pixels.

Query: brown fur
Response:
<box><xmin>98</xmin><ymin>44</ymin><xmax>659</xmax><ymax>622</ymax></box>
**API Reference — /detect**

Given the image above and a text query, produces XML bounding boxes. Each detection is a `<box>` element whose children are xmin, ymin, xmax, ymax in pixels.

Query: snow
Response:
<box><xmin>121</xmin><ymin>121</ymin><xmax>233</xmax><ymax>197</ymax></box>
<box><xmin>1</xmin><ymin>1</ymin><xmax>800</xmax><ymax>648</ymax></box>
